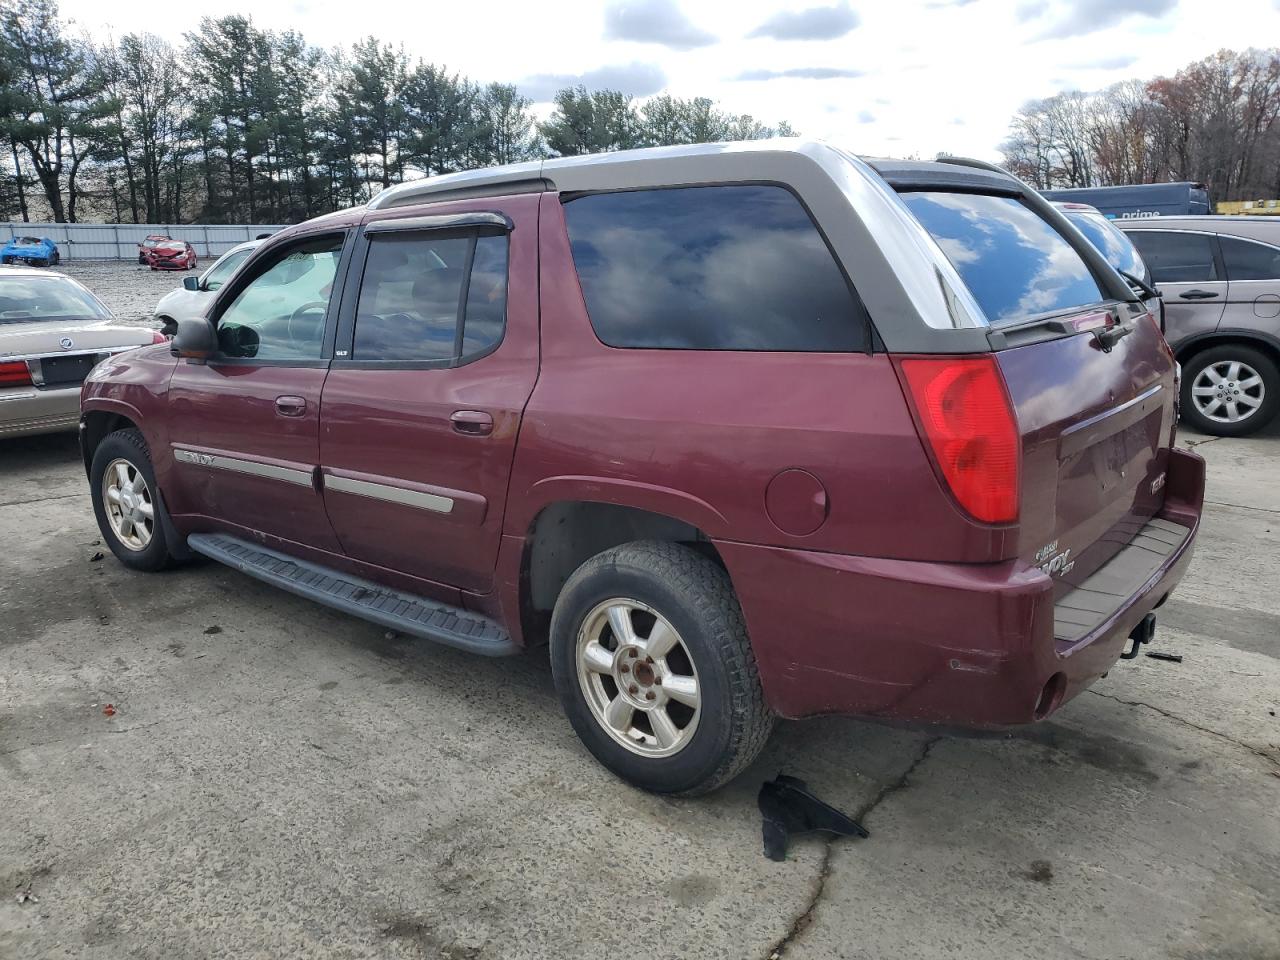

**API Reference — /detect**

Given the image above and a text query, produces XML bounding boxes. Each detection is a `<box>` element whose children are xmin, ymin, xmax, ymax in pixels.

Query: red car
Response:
<box><xmin>146</xmin><ymin>239</ymin><xmax>197</xmax><ymax>271</ymax></box>
<box><xmin>136</xmin><ymin>234</ymin><xmax>171</xmax><ymax>264</ymax></box>
<box><xmin>79</xmin><ymin>142</ymin><xmax>1203</xmax><ymax>795</ymax></box>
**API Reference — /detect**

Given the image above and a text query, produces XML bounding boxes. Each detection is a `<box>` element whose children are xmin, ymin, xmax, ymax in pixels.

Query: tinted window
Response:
<box><xmin>901</xmin><ymin>191</ymin><xmax>1103</xmax><ymax>325</ymax></box>
<box><xmin>1063</xmin><ymin>211</ymin><xmax>1150</xmax><ymax>284</ymax></box>
<box><xmin>463</xmin><ymin>235</ymin><xmax>507</xmax><ymax>355</ymax></box>
<box><xmin>203</xmin><ymin>248</ymin><xmax>254</xmax><ymax>292</ymax></box>
<box><xmin>1220</xmin><ymin>236</ymin><xmax>1280</xmax><ymax>281</ymax></box>
<box><xmin>217</xmin><ymin>235</ymin><xmax>342</xmax><ymax>360</ymax></box>
<box><xmin>0</xmin><ymin>276</ymin><xmax>111</xmax><ymax>323</ymax></box>
<box><xmin>353</xmin><ymin>231</ymin><xmax>508</xmax><ymax>362</ymax></box>
<box><xmin>1126</xmin><ymin>231</ymin><xmax>1218</xmax><ymax>283</ymax></box>
<box><xmin>563</xmin><ymin>185</ymin><xmax>866</xmax><ymax>351</ymax></box>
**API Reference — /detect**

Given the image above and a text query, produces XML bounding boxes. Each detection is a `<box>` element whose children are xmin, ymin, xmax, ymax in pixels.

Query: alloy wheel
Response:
<box><xmin>576</xmin><ymin>598</ymin><xmax>701</xmax><ymax>758</ymax></box>
<box><xmin>1191</xmin><ymin>360</ymin><xmax>1265</xmax><ymax>425</ymax></box>
<box><xmin>101</xmin><ymin>458</ymin><xmax>155</xmax><ymax>552</ymax></box>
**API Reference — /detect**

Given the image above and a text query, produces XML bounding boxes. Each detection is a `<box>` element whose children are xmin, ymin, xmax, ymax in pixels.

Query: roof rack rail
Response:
<box><xmin>367</xmin><ymin>161</ymin><xmax>551</xmax><ymax>210</ymax></box>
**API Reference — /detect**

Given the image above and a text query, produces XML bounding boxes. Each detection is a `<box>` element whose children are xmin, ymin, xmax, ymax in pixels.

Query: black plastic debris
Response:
<box><xmin>1146</xmin><ymin>651</ymin><xmax>1183</xmax><ymax>663</ymax></box>
<box><xmin>758</xmin><ymin>774</ymin><xmax>868</xmax><ymax>862</ymax></box>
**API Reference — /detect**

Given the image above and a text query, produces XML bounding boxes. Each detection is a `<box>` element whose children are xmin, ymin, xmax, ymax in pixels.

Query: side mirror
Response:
<box><xmin>182</xmin><ymin>276</ymin><xmax>200</xmax><ymax>292</ymax></box>
<box><xmin>171</xmin><ymin>318</ymin><xmax>217</xmax><ymax>362</ymax></box>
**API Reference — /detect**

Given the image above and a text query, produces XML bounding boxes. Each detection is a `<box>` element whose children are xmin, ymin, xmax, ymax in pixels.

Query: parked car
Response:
<box><xmin>80</xmin><ymin>142</ymin><xmax>1204</xmax><ymax>794</ymax></box>
<box><xmin>152</xmin><ymin>239</ymin><xmax>264</xmax><ymax>336</ymax></box>
<box><xmin>1</xmin><ymin>236</ymin><xmax>60</xmax><ymax>267</ymax></box>
<box><xmin>137</xmin><ymin>234</ymin><xmax>171</xmax><ymax>264</ymax></box>
<box><xmin>146</xmin><ymin>239</ymin><xmax>197</xmax><ymax>271</ymax></box>
<box><xmin>1119</xmin><ymin>216</ymin><xmax>1280</xmax><ymax>435</ymax></box>
<box><xmin>0</xmin><ymin>267</ymin><xmax>164</xmax><ymax>438</ymax></box>
<box><xmin>1054</xmin><ymin>201</ymin><xmax>1163</xmax><ymax>328</ymax></box>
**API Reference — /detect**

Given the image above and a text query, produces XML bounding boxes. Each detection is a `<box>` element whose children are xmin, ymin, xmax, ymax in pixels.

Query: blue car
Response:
<box><xmin>1</xmin><ymin>236</ymin><xmax>60</xmax><ymax>267</ymax></box>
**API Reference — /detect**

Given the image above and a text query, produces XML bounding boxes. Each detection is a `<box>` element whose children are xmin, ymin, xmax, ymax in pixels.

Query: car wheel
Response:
<box><xmin>550</xmin><ymin>540</ymin><xmax>774</xmax><ymax>795</ymax></box>
<box><xmin>51</xmin><ymin>252</ymin><xmax>60</xmax><ymax>265</ymax></box>
<box><xmin>90</xmin><ymin>428</ymin><xmax>176</xmax><ymax>572</ymax></box>
<box><xmin>1180</xmin><ymin>344</ymin><xmax>1279</xmax><ymax>437</ymax></box>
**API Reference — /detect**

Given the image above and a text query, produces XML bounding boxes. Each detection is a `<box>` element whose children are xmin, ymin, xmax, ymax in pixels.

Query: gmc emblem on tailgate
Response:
<box><xmin>1150</xmin><ymin>472</ymin><xmax>1166</xmax><ymax>495</ymax></box>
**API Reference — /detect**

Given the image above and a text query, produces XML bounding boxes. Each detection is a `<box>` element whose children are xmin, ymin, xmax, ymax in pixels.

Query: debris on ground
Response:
<box><xmin>89</xmin><ymin>552</ymin><xmax>103</xmax><ymax>562</ymax></box>
<box><xmin>204</xmin><ymin>625</ymin><xmax>222</xmax><ymax>635</ymax></box>
<box><xmin>15</xmin><ymin>885</ymin><xmax>38</xmax><ymax>905</ymax></box>
<box><xmin>1147</xmin><ymin>651</ymin><xmax>1184</xmax><ymax>663</ymax></box>
<box><xmin>758</xmin><ymin>773</ymin><xmax>869</xmax><ymax>862</ymax></box>
<box><xmin>102</xmin><ymin>703</ymin><xmax>116</xmax><ymax>717</ymax></box>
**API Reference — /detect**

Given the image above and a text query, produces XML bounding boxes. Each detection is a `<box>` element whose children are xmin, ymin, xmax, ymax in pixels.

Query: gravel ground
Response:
<box><xmin>0</xmin><ymin>424</ymin><xmax>1277</xmax><ymax>959</ymax></box>
<box><xmin>53</xmin><ymin>260</ymin><xmax>191</xmax><ymax>328</ymax></box>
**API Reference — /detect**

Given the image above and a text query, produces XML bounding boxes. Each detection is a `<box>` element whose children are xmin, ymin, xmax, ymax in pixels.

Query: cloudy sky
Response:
<box><xmin>57</xmin><ymin>0</ymin><xmax>1280</xmax><ymax>160</ymax></box>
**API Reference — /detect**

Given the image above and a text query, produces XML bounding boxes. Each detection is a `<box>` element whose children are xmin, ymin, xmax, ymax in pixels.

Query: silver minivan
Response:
<box><xmin>1120</xmin><ymin>217</ymin><xmax>1280</xmax><ymax>436</ymax></box>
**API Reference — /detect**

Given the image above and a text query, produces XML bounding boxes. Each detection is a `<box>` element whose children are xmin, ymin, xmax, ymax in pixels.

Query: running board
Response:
<box><xmin>187</xmin><ymin>533</ymin><xmax>517</xmax><ymax>657</ymax></box>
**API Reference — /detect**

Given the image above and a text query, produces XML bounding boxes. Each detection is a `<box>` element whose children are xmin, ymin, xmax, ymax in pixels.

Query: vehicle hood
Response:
<box><xmin>0</xmin><ymin>318</ymin><xmax>153</xmax><ymax>359</ymax></box>
<box><xmin>154</xmin><ymin>286</ymin><xmax>209</xmax><ymax>320</ymax></box>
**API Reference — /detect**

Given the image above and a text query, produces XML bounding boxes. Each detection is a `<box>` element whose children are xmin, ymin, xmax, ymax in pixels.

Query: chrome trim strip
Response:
<box><xmin>325</xmin><ymin>474</ymin><xmax>454</xmax><ymax>514</ymax></box>
<box><xmin>0</xmin><ymin>345</ymin><xmax>146</xmax><ymax>363</ymax></box>
<box><xmin>173</xmin><ymin>448</ymin><xmax>314</xmax><ymax>487</ymax></box>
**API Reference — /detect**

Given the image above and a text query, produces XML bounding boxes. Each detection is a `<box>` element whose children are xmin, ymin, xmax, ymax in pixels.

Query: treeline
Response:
<box><xmin>0</xmin><ymin>0</ymin><xmax>796</xmax><ymax>225</ymax></box>
<box><xmin>1002</xmin><ymin>48</ymin><xmax>1280</xmax><ymax>201</ymax></box>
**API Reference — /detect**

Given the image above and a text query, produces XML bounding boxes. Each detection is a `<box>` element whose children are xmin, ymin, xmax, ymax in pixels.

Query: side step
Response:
<box><xmin>187</xmin><ymin>533</ymin><xmax>517</xmax><ymax>657</ymax></box>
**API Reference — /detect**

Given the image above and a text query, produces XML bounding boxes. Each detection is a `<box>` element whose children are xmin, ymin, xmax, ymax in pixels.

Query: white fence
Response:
<box><xmin>0</xmin><ymin>222</ymin><xmax>288</xmax><ymax>261</ymax></box>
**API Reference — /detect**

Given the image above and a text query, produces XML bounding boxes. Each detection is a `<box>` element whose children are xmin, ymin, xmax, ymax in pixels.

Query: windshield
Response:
<box><xmin>11</xmin><ymin>237</ymin><xmax>41</xmax><ymax>247</ymax></box>
<box><xmin>1063</xmin><ymin>211</ymin><xmax>1150</xmax><ymax>285</ymax></box>
<box><xmin>900</xmin><ymin>191</ymin><xmax>1105</xmax><ymax>325</ymax></box>
<box><xmin>0</xmin><ymin>275</ymin><xmax>111</xmax><ymax>323</ymax></box>
<box><xmin>203</xmin><ymin>248</ymin><xmax>254</xmax><ymax>291</ymax></box>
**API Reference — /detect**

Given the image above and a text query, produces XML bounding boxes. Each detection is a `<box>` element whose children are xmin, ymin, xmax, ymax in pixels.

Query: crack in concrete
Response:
<box><xmin>1087</xmin><ymin>690</ymin><xmax>1279</xmax><ymax>769</ymax></box>
<box><xmin>0</xmin><ymin>492</ymin><xmax>86</xmax><ymax>508</ymax></box>
<box><xmin>1204</xmin><ymin>498</ymin><xmax>1280</xmax><ymax>516</ymax></box>
<box><xmin>763</xmin><ymin>735</ymin><xmax>942</xmax><ymax>960</ymax></box>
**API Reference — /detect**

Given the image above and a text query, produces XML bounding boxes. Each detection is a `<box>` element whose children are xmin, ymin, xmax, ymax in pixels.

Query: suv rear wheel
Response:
<box><xmin>550</xmin><ymin>541</ymin><xmax>774</xmax><ymax>795</ymax></box>
<box><xmin>90</xmin><ymin>428</ymin><xmax>177</xmax><ymax>572</ymax></box>
<box><xmin>1181</xmin><ymin>344</ymin><xmax>1279</xmax><ymax>437</ymax></box>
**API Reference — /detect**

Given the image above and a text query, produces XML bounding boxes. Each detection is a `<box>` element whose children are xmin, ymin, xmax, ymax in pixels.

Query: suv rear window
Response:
<box><xmin>900</xmin><ymin>192</ymin><xmax>1104</xmax><ymax>325</ymax></box>
<box><xmin>563</xmin><ymin>185</ymin><xmax>869</xmax><ymax>351</ymax></box>
<box><xmin>1220</xmin><ymin>235</ymin><xmax>1280</xmax><ymax>281</ymax></box>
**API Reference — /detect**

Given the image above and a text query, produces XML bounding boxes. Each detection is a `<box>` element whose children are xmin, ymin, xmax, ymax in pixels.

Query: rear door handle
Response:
<box><xmin>451</xmin><ymin>410</ymin><xmax>494</xmax><ymax>436</ymax></box>
<box><xmin>1179</xmin><ymin>289</ymin><xmax>1219</xmax><ymax>300</ymax></box>
<box><xmin>275</xmin><ymin>395</ymin><xmax>307</xmax><ymax>417</ymax></box>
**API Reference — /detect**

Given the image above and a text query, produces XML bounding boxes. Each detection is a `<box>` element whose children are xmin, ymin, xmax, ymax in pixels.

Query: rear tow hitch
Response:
<box><xmin>1121</xmin><ymin>613</ymin><xmax>1157</xmax><ymax>660</ymax></box>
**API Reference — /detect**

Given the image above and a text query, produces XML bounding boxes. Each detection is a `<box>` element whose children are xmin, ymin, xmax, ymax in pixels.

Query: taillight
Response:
<box><xmin>897</xmin><ymin>355</ymin><xmax>1020</xmax><ymax>524</ymax></box>
<box><xmin>0</xmin><ymin>360</ymin><xmax>32</xmax><ymax>387</ymax></box>
<box><xmin>151</xmin><ymin>330</ymin><xmax>168</xmax><ymax>344</ymax></box>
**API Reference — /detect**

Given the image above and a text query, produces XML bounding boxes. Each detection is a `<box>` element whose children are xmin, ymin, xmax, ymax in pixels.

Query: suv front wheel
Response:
<box><xmin>1181</xmin><ymin>344</ymin><xmax>1279</xmax><ymax>437</ymax></box>
<box><xmin>90</xmin><ymin>428</ymin><xmax>177</xmax><ymax>572</ymax></box>
<box><xmin>550</xmin><ymin>541</ymin><xmax>774</xmax><ymax>795</ymax></box>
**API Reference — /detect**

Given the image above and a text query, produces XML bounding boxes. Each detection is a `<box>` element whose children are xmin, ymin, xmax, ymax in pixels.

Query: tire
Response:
<box><xmin>550</xmin><ymin>541</ymin><xmax>774</xmax><ymax>795</ymax></box>
<box><xmin>90</xmin><ymin>428</ymin><xmax>176</xmax><ymax>572</ymax></box>
<box><xmin>51</xmin><ymin>252</ymin><xmax>60</xmax><ymax>265</ymax></box>
<box><xmin>34</xmin><ymin>258</ymin><xmax>47</xmax><ymax>267</ymax></box>
<box><xmin>1180</xmin><ymin>344</ymin><xmax>1279</xmax><ymax>437</ymax></box>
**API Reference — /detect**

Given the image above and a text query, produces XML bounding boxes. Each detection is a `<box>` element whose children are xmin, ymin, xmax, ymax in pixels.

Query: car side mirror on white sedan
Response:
<box><xmin>182</xmin><ymin>276</ymin><xmax>200</xmax><ymax>292</ymax></box>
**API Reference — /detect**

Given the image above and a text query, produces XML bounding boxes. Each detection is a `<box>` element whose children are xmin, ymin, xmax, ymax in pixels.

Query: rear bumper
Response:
<box><xmin>717</xmin><ymin>447</ymin><xmax>1205</xmax><ymax>725</ymax></box>
<box><xmin>0</xmin><ymin>386</ymin><xmax>81</xmax><ymax>438</ymax></box>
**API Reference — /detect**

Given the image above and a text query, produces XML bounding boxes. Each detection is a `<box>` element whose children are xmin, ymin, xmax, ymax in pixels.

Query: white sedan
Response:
<box><xmin>152</xmin><ymin>239</ymin><xmax>264</xmax><ymax>336</ymax></box>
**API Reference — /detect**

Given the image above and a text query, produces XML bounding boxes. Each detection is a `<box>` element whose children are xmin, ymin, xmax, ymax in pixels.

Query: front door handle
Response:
<box><xmin>275</xmin><ymin>395</ymin><xmax>307</xmax><ymax>417</ymax></box>
<box><xmin>1179</xmin><ymin>289</ymin><xmax>1219</xmax><ymax>300</ymax></box>
<box><xmin>451</xmin><ymin>410</ymin><xmax>494</xmax><ymax>436</ymax></box>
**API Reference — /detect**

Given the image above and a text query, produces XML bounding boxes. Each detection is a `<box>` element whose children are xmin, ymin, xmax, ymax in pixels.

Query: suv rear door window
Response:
<box><xmin>1126</xmin><ymin>231</ymin><xmax>1219</xmax><ymax>284</ymax></box>
<box><xmin>563</xmin><ymin>185</ymin><xmax>869</xmax><ymax>351</ymax></box>
<box><xmin>1219</xmin><ymin>235</ymin><xmax>1280</xmax><ymax>281</ymax></box>
<box><xmin>900</xmin><ymin>191</ymin><xmax>1103</xmax><ymax>325</ymax></box>
<box><xmin>352</xmin><ymin>231</ymin><xmax>508</xmax><ymax>362</ymax></box>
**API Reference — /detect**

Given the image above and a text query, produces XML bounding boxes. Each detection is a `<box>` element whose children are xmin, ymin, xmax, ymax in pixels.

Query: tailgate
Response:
<box><xmin>997</xmin><ymin>312</ymin><xmax>1177</xmax><ymax>600</ymax></box>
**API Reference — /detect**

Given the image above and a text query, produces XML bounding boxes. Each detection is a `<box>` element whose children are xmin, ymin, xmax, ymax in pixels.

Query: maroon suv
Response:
<box><xmin>80</xmin><ymin>142</ymin><xmax>1204</xmax><ymax>794</ymax></box>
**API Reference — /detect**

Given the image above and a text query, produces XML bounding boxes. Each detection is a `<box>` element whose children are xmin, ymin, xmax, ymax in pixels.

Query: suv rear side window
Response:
<box><xmin>563</xmin><ymin>185</ymin><xmax>869</xmax><ymax>351</ymax></box>
<box><xmin>353</xmin><ymin>231</ymin><xmax>508</xmax><ymax>362</ymax></box>
<box><xmin>1220</xmin><ymin>235</ymin><xmax>1280</xmax><ymax>281</ymax></box>
<box><xmin>900</xmin><ymin>191</ymin><xmax>1103</xmax><ymax>325</ymax></box>
<box><xmin>1126</xmin><ymin>231</ymin><xmax>1219</xmax><ymax>283</ymax></box>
